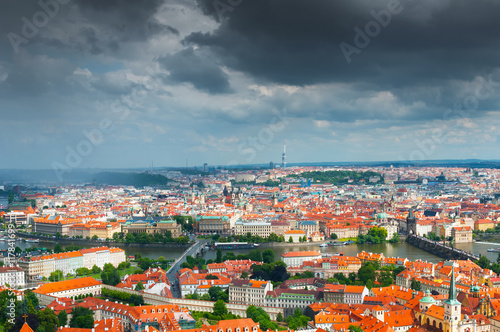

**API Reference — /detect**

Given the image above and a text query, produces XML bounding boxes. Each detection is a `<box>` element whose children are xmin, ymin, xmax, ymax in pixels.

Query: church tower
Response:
<box><xmin>444</xmin><ymin>268</ymin><xmax>461</xmax><ymax>332</ymax></box>
<box><xmin>407</xmin><ymin>209</ymin><xmax>417</xmax><ymax>235</ymax></box>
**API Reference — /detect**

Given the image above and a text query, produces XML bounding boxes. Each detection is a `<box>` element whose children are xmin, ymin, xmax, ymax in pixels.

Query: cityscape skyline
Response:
<box><xmin>1</xmin><ymin>1</ymin><xmax>500</xmax><ymax>170</ymax></box>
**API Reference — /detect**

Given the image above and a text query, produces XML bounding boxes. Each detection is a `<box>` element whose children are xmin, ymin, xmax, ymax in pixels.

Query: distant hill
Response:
<box><xmin>289</xmin><ymin>170</ymin><xmax>383</xmax><ymax>185</ymax></box>
<box><xmin>93</xmin><ymin>172</ymin><xmax>171</xmax><ymax>187</ymax></box>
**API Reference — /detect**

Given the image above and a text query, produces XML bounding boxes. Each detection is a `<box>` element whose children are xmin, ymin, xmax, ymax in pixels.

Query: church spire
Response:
<box><xmin>449</xmin><ymin>267</ymin><xmax>456</xmax><ymax>301</ymax></box>
<box><xmin>445</xmin><ymin>267</ymin><xmax>460</xmax><ymax>305</ymax></box>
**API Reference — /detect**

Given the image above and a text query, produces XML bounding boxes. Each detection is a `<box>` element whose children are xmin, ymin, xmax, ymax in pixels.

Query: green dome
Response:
<box><xmin>471</xmin><ymin>284</ymin><xmax>481</xmax><ymax>293</ymax></box>
<box><xmin>420</xmin><ymin>290</ymin><xmax>436</xmax><ymax>304</ymax></box>
<box><xmin>377</xmin><ymin>212</ymin><xmax>388</xmax><ymax>219</ymax></box>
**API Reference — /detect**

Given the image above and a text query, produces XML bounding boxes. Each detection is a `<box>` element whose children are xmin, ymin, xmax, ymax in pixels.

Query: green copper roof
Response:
<box><xmin>420</xmin><ymin>290</ymin><xmax>436</xmax><ymax>304</ymax></box>
<box><xmin>377</xmin><ymin>212</ymin><xmax>388</xmax><ymax>219</ymax></box>
<box><xmin>445</xmin><ymin>267</ymin><xmax>461</xmax><ymax>305</ymax></box>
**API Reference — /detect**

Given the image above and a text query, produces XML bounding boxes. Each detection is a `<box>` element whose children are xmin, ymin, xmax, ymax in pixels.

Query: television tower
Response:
<box><xmin>282</xmin><ymin>142</ymin><xmax>287</xmax><ymax>168</ymax></box>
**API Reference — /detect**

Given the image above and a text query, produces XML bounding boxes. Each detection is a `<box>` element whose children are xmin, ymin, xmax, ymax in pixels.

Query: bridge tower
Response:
<box><xmin>407</xmin><ymin>209</ymin><xmax>417</xmax><ymax>235</ymax></box>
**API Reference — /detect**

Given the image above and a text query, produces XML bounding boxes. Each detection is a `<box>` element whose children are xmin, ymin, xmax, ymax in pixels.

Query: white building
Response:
<box><xmin>281</xmin><ymin>251</ymin><xmax>322</xmax><ymax>267</ymax></box>
<box><xmin>0</xmin><ymin>266</ymin><xmax>25</xmax><ymax>288</ymax></box>
<box><xmin>33</xmin><ymin>276</ymin><xmax>102</xmax><ymax>305</ymax></box>
<box><xmin>228</xmin><ymin>279</ymin><xmax>273</xmax><ymax>307</ymax></box>
<box><xmin>234</xmin><ymin>220</ymin><xmax>272</xmax><ymax>238</ymax></box>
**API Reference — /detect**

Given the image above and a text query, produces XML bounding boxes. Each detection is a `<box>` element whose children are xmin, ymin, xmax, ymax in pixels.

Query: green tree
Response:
<box><xmin>91</xmin><ymin>265</ymin><xmax>101</xmax><ymax>274</ymax></box>
<box><xmin>216</xmin><ymin>248</ymin><xmax>223</xmax><ymax>263</ymax></box>
<box><xmin>477</xmin><ymin>255</ymin><xmax>491</xmax><ymax>269</ymax></box>
<box><xmin>101</xmin><ymin>267</ymin><xmax>121</xmax><ymax>286</ymax></box>
<box><xmin>213</xmin><ymin>299</ymin><xmax>227</xmax><ymax>317</ymax></box>
<box><xmin>37</xmin><ymin>308</ymin><xmax>59</xmax><ymax>332</ymax></box>
<box><xmin>54</xmin><ymin>243</ymin><xmax>63</xmax><ymax>253</ymax></box>
<box><xmin>357</xmin><ymin>263</ymin><xmax>376</xmax><ymax>286</ymax></box>
<box><xmin>25</xmin><ymin>289</ymin><xmax>39</xmax><ymax>309</ymax></box>
<box><xmin>348</xmin><ymin>326</ymin><xmax>364</xmax><ymax>332</ymax></box>
<box><xmin>262</xmin><ymin>249</ymin><xmax>275</xmax><ymax>264</ymax></box>
<box><xmin>410</xmin><ymin>278</ymin><xmax>421</xmax><ymax>291</ymax></box>
<box><xmin>9</xmin><ymin>313</ymin><xmax>40</xmax><ymax>332</ymax></box>
<box><xmin>388</xmin><ymin>233</ymin><xmax>400</xmax><ymax>243</ymax></box>
<box><xmin>58</xmin><ymin>310</ymin><xmax>68</xmax><ymax>327</ymax></box>
<box><xmin>276</xmin><ymin>312</ymin><xmax>284</xmax><ymax>322</ymax></box>
<box><xmin>330</xmin><ymin>233</ymin><xmax>338</xmax><ymax>240</ymax></box>
<box><xmin>92</xmin><ymin>235</ymin><xmax>99</xmax><ymax>240</ymax></box>
<box><xmin>49</xmin><ymin>270</ymin><xmax>64</xmax><ymax>282</ymax></box>
<box><xmin>289</xmin><ymin>236</ymin><xmax>293</xmax><ymax>243</ymax></box>
<box><xmin>135</xmin><ymin>282</ymin><xmax>145</xmax><ymax>291</ymax></box>
<box><xmin>70</xmin><ymin>307</ymin><xmax>94</xmax><ymax>328</ymax></box>
<box><xmin>248</xmin><ymin>249</ymin><xmax>262</xmax><ymax>262</ymax></box>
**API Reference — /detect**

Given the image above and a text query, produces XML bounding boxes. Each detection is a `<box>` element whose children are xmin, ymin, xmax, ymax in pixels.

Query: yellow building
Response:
<box><xmin>475</xmin><ymin>218</ymin><xmax>495</xmax><ymax>231</ymax></box>
<box><xmin>69</xmin><ymin>221</ymin><xmax>121</xmax><ymax>239</ymax></box>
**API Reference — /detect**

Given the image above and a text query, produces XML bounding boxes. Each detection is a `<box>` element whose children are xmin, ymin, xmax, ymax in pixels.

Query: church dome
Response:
<box><xmin>377</xmin><ymin>212</ymin><xmax>388</xmax><ymax>219</ymax></box>
<box><xmin>420</xmin><ymin>290</ymin><xmax>436</xmax><ymax>304</ymax></box>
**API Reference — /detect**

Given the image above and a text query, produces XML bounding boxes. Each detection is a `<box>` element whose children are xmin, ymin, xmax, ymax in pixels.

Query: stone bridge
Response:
<box><xmin>406</xmin><ymin>234</ymin><xmax>480</xmax><ymax>262</ymax></box>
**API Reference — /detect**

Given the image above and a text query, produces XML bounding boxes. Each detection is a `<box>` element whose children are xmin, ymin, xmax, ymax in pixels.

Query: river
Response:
<box><xmin>0</xmin><ymin>198</ymin><xmax>8</xmax><ymax>208</ymax></box>
<box><xmin>1</xmin><ymin>238</ymin><xmax>493</xmax><ymax>264</ymax></box>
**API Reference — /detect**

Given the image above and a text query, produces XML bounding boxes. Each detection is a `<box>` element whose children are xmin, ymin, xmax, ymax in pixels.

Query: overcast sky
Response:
<box><xmin>1</xmin><ymin>0</ymin><xmax>499</xmax><ymax>170</ymax></box>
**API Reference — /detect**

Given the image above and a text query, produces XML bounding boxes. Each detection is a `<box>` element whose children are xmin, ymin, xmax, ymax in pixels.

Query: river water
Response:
<box><xmin>0</xmin><ymin>198</ymin><xmax>8</xmax><ymax>208</ymax></box>
<box><xmin>1</xmin><ymin>238</ymin><xmax>493</xmax><ymax>264</ymax></box>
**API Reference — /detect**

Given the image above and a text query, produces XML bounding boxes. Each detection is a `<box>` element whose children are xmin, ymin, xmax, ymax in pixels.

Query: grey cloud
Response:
<box><xmin>158</xmin><ymin>47</ymin><xmax>232</xmax><ymax>94</ymax></box>
<box><xmin>188</xmin><ymin>0</ymin><xmax>500</xmax><ymax>117</ymax></box>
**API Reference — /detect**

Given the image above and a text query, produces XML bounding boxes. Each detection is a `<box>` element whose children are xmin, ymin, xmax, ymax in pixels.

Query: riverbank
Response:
<box><xmin>15</xmin><ymin>232</ymin><xmax>192</xmax><ymax>249</ymax></box>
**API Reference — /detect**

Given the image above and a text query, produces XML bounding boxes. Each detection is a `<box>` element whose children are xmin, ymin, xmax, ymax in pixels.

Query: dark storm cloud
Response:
<box><xmin>73</xmin><ymin>0</ymin><xmax>179</xmax><ymax>51</ymax></box>
<box><xmin>158</xmin><ymin>47</ymin><xmax>232</xmax><ymax>94</ymax></box>
<box><xmin>189</xmin><ymin>0</ymin><xmax>500</xmax><ymax>115</ymax></box>
<box><xmin>0</xmin><ymin>0</ymin><xmax>177</xmax><ymax>58</ymax></box>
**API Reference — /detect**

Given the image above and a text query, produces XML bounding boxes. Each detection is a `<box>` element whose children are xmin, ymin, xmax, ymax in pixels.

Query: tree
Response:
<box><xmin>388</xmin><ymin>233</ymin><xmax>400</xmax><ymax>243</ymax></box>
<box><xmin>76</xmin><ymin>268</ymin><xmax>90</xmax><ymax>276</ymax></box>
<box><xmin>410</xmin><ymin>278</ymin><xmax>421</xmax><ymax>291</ymax></box>
<box><xmin>357</xmin><ymin>263</ymin><xmax>376</xmax><ymax>285</ymax></box>
<box><xmin>240</xmin><ymin>271</ymin><xmax>249</xmax><ymax>279</ymax></box>
<box><xmin>477</xmin><ymin>255</ymin><xmax>491</xmax><ymax>269</ymax></box>
<box><xmin>49</xmin><ymin>270</ymin><xmax>64</xmax><ymax>282</ymax></box>
<box><xmin>213</xmin><ymin>299</ymin><xmax>227</xmax><ymax>317</ymax></box>
<box><xmin>216</xmin><ymin>248</ymin><xmax>223</xmax><ymax>263</ymax></box>
<box><xmin>270</xmin><ymin>265</ymin><xmax>289</xmax><ymax>282</ymax></box>
<box><xmin>276</xmin><ymin>312</ymin><xmax>284</xmax><ymax>322</ymax></box>
<box><xmin>58</xmin><ymin>310</ymin><xmax>67</xmax><ymax>327</ymax></box>
<box><xmin>70</xmin><ymin>307</ymin><xmax>94</xmax><ymax>328</ymax></box>
<box><xmin>248</xmin><ymin>249</ymin><xmax>262</xmax><ymax>262</ymax></box>
<box><xmin>348</xmin><ymin>326</ymin><xmax>364</xmax><ymax>332</ymax></box>
<box><xmin>135</xmin><ymin>282</ymin><xmax>145</xmax><ymax>291</ymax></box>
<box><xmin>289</xmin><ymin>236</ymin><xmax>293</xmax><ymax>243</ymax></box>
<box><xmin>262</xmin><ymin>249</ymin><xmax>275</xmax><ymax>264</ymax></box>
<box><xmin>37</xmin><ymin>308</ymin><xmax>59</xmax><ymax>332</ymax></box>
<box><xmin>330</xmin><ymin>233</ymin><xmax>338</xmax><ymax>240</ymax></box>
<box><xmin>54</xmin><ymin>243</ymin><xmax>63</xmax><ymax>253</ymax></box>
<box><xmin>101</xmin><ymin>266</ymin><xmax>121</xmax><ymax>286</ymax></box>
<box><xmin>9</xmin><ymin>313</ymin><xmax>39</xmax><ymax>332</ymax></box>
<box><xmin>91</xmin><ymin>265</ymin><xmax>101</xmax><ymax>274</ymax></box>
<box><xmin>92</xmin><ymin>235</ymin><xmax>99</xmax><ymax>240</ymax></box>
